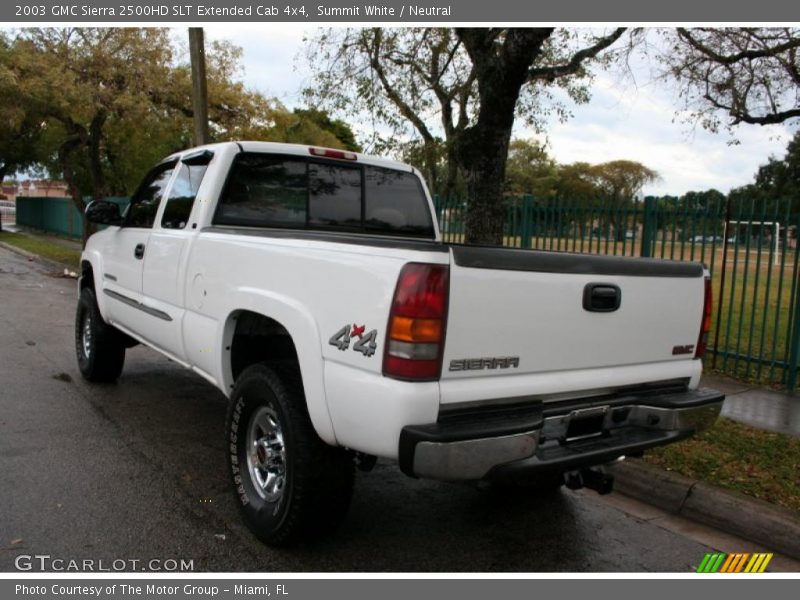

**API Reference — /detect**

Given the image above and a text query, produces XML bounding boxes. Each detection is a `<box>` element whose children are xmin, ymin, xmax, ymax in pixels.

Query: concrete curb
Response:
<box><xmin>611</xmin><ymin>458</ymin><xmax>800</xmax><ymax>559</ymax></box>
<box><xmin>0</xmin><ymin>239</ymin><xmax>75</xmax><ymax>273</ymax></box>
<box><xmin>0</xmin><ymin>240</ymin><xmax>39</xmax><ymax>261</ymax></box>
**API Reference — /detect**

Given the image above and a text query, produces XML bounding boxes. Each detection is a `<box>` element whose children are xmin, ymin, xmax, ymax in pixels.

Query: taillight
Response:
<box><xmin>695</xmin><ymin>277</ymin><xmax>712</xmax><ymax>359</ymax></box>
<box><xmin>383</xmin><ymin>263</ymin><xmax>449</xmax><ymax>381</ymax></box>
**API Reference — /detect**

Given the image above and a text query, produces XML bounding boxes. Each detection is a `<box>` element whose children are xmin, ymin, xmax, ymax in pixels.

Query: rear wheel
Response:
<box><xmin>226</xmin><ymin>364</ymin><xmax>354</xmax><ymax>546</ymax></box>
<box><xmin>75</xmin><ymin>287</ymin><xmax>126</xmax><ymax>382</ymax></box>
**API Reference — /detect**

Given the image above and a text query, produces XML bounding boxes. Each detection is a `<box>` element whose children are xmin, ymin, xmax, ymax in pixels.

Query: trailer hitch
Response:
<box><xmin>564</xmin><ymin>466</ymin><xmax>614</xmax><ymax>495</ymax></box>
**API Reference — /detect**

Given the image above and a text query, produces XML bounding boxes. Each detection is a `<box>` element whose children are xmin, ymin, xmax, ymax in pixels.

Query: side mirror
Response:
<box><xmin>85</xmin><ymin>200</ymin><xmax>123</xmax><ymax>226</ymax></box>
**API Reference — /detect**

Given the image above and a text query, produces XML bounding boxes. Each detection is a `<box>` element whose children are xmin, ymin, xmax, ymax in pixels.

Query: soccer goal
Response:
<box><xmin>724</xmin><ymin>220</ymin><xmax>781</xmax><ymax>266</ymax></box>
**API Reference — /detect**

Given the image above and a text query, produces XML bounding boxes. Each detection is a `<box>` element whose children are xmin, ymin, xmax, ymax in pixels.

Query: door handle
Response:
<box><xmin>583</xmin><ymin>283</ymin><xmax>621</xmax><ymax>312</ymax></box>
<box><xmin>134</xmin><ymin>243</ymin><xmax>145</xmax><ymax>260</ymax></box>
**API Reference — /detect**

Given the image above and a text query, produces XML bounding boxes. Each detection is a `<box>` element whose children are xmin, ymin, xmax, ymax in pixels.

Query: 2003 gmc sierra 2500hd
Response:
<box><xmin>75</xmin><ymin>141</ymin><xmax>724</xmax><ymax>545</ymax></box>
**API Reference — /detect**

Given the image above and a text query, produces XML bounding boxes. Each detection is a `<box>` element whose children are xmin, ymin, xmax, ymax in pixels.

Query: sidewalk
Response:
<box><xmin>702</xmin><ymin>373</ymin><xmax>800</xmax><ymax>437</ymax></box>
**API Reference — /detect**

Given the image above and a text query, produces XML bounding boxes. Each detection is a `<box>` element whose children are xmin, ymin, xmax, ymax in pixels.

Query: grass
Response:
<box><xmin>0</xmin><ymin>231</ymin><xmax>81</xmax><ymax>269</ymax></box>
<box><xmin>644</xmin><ymin>417</ymin><xmax>800</xmax><ymax>513</ymax></box>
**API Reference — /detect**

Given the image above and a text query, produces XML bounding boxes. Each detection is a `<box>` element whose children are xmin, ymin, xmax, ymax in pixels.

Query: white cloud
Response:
<box><xmin>523</xmin><ymin>69</ymin><xmax>794</xmax><ymax>196</ymax></box>
<box><xmin>204</xmin><ymin>24</ymin><xmax>311</xmax><ymax>105</ymax></box>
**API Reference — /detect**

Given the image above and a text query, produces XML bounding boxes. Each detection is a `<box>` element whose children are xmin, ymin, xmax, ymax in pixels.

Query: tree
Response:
<box><xmin>680</xmin><ymin>189</ymin><xmax>726</xmax><ymax>211</ymax></box>
<box><xmin>0</xmin><ymin>35</ymin><xmax>46</xmax><ymax>185</ymax></box>
<box><xmin>591</xmin><ymin>160</ymin><xmax>660</xmax><ymax>205</ymax></box>
<box><xmin>590</xmin><ymin>160</ymin><xmax>659</xmax><ymax>240</ymax></box>
<box><xmin>753</xmin><ymin>130</ymin><xmax>800</xmax><ymax>211</ymax></box>
<box><xmin>553</xmin><ymin>162</ymin><xmax>603</xmax><ymax>202</ymax></box>
<box><xmin>304</xmin><ymin>28</ymin><xmax>480</xmax><ymax>197</ymax></box>
<box><xmin>504</xmin><ymin>139</ymin><xmax>558</xmax><ymax>198</ymax></box>
<box><xmin>660</xmin><ymin>28</ymin><xmax>800</xmax><ymax>133</ymax></box>
<box><xmin>305</xmin><ymin>27</ymin><xmax>628</xmax><ymax>242</ymax></box>
<box><xmin>0</xmin><ymin>28</ymin><xmax>359</xmax><ymax>242</ymax></box>
<box><xmin>3</xmin><ymin>28</ymin><xmax>182</xmax><ymax>238</ymax></box>
<box><xmin>292</xmin><ymin>109</ymin><xmax>361</xmax><ymax>152</ymax></box>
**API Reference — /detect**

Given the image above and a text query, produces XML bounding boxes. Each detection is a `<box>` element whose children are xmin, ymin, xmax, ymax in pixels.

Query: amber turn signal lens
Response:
<box><xmin>389</xmin><ymin>316</ymin><xmax>442</xmax><ymax>343</ymax></box>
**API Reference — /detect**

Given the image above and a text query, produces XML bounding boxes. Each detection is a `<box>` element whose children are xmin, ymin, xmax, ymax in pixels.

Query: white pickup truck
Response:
<box><xmin>76</xmin><ymin>141</ymin><xmax>723</xmax><ymax>545</ymax></box>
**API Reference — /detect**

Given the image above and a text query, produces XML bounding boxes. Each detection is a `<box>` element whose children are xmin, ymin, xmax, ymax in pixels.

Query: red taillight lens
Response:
<box><xmin>383</xmin><ymin>263</ymin><xmax>449</xmax><ymax>381</ymax></box>
<box><xmin>695</xmin><ymin>277</ymin><xmax>712</xmax><ymax>359</ymax></box>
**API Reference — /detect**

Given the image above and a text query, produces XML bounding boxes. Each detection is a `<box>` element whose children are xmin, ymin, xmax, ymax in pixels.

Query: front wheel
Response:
<box><xmin>226</xmin><ymin>364</ymin><xmax>354</xmax><ymax>546</ymax></box>
<box><xmin>75</xmin><ymin>287</ymin><xmax>126</xmax><ymax>382</ymax></box>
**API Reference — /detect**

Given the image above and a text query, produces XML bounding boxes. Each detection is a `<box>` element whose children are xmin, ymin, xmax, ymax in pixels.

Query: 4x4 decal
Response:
<box><xmin>329</xmin><ymin>323</ymin><xmax>378</xmax><ymax>357</ymax></box>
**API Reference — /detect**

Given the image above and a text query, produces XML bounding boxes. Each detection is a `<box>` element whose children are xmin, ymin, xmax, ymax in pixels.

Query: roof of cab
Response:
<box><xmin>169</xmin><ymin>141</ymin><xmax>415</xmax><ymax>173</ymax></box>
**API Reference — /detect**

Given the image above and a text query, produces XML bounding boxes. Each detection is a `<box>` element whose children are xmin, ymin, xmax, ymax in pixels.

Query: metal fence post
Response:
<box><xmin>520</xmin><ymin>195</ymin><xmax>532</xmax><ymax>249</ymax></box>
<box><xmin>786</xmin><ymin>216</ymin><xmax>800</xmax><ymax>391</ymax></box>
<box><xmin>640</xmin><ymin>197</ymin><xmax>656</xmax><ymax>258</ymax></box>
<box><xmin>786</xmin><ymin>288</ymin><xmax>800</xmax><ymax>392</ymax></box>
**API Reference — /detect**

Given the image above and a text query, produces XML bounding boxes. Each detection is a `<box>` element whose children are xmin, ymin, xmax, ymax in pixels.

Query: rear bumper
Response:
<box><xmin>398</xmin><ymin>387</ymin><xmax>724</xmax><ymax>481</ymax></box>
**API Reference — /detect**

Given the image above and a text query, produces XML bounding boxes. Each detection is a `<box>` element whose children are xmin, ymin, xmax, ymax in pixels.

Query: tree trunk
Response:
<box><xmin>422</xmin><ymin>140</ymin><xmax>441</xmax><ymax>198</ymax></box>
<box><xmin>457</xmin><ymin>127</ymin><xmax>513</xmax><ymax>245</ymax></box>
<box><xmin>454</xmin><ymin>29</ymin><xmax>553</xmax><ymax>245</ymax></box>
<box><xmin>0</xmin><ymin>165</ymin><xmax>6</xmax><ymax>233</ymax></box>
<box><xmin>443</xmin><ymin>143</ymin><xmax>460</xmax><ymax>201</ymax></box>
<box><xmin>88</xmin><ymin>111</ymin><xmax>108</xmax><ymax>201</ymax></box>
<box><xmin>57</xmin><ymin>135</ymin><xmax>93</xmax><ymax>247</ymax></box>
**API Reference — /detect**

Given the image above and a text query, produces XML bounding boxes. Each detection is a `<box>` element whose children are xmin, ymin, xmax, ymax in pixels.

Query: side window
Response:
<box><xmin>127</xmin><ymin>163</ymin><xmax>175</xmax><ymax>228</ymax></box>
<box><xmin>308</xmin><ymin>163</ymin><xmax>361</xmax><ymax>229</ymax></box>
<box><xmin>215</xmin><ymin>155</ymin><xmax>307</xmax><ymax>227</ymax></box>
<box><xmin>364</xmin><ymin>166</ymin><xmax>435</xmax><ymax>238</ymax></box>
<box><xmin>161</xmin><ymin>162</ymin><xmax>208</xmax><ymax>229</ymax></box>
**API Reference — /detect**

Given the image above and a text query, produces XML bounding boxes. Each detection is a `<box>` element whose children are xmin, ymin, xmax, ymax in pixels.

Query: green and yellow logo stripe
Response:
<box><xmin>696</xmin><ymin>552</ymin><xmax>773</xmax><ymax>573</ymax></box>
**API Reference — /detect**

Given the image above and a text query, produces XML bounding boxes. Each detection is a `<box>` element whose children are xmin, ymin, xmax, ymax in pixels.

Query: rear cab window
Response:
<box><xmin>214</xmin><ymin>153</ymin><xmax>435</xmax><ymax>239</ymax></box>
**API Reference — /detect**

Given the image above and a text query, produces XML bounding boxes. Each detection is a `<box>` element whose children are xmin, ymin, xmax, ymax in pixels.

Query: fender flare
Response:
<box><xmin>218</xmin><ymin>287</ymin><xmax>337</xmax><ymax>446</ymax></box>
<box><xmin>79</xmin><ymin>251</ymin><xmax>109</xmax><ymax>317</ymax></box>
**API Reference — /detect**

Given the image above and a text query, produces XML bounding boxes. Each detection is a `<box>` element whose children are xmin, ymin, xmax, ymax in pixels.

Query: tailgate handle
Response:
<box><xmin>583</xmin><ymin>283</ymin><xmax>621</xmax><ymax>312</ymax></box>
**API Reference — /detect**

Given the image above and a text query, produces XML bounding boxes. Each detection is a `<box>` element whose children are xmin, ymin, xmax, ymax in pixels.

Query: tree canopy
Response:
<box><xmin>304</xmin><ymin>27</ymin><xmax>628</xmax><ymax>237</ymax></box>
<box><xmin>660</xmin><ymin>28</ymin><xmax>800</xmax><ymax>133</ymax></box>
<box><xmin>0</xmin><ymin>27</ymin><xmax>359</xmax><ymax>240</ymax></box>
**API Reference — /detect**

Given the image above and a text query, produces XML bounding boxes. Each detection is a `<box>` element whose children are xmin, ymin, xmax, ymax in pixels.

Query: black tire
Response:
<box><xmin>226</xmin><ymin>364</ymin><xmax>354</xmax><ymax>546</ymax></box>
<box><xmin>75</xmin><ymin>287</ymin><xmax>126</xmax><ymax>382</ymax></box>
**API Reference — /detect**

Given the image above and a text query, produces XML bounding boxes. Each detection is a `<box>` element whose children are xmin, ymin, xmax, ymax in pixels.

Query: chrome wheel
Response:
<box><xmin>246</xmin><ymin>405</ymin><xmax>287</xmax><ymax>503</ymax></box>
<box><xmin>81</xmin><ymin>311</ymin><xmax>93</xmax><ymax>359</ymax></box>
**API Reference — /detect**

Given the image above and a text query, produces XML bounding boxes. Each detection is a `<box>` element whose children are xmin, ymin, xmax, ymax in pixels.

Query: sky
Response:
<box><xmin>201</xmin><ymin>26</ymin><xmax>796</xmax><ymax>197</ymax></box>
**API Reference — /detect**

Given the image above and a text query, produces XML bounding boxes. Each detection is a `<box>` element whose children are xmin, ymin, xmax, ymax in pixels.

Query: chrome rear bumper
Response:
<box><xmin>398</xmin><ymin>388</ymin><xmax>724</xmax><ymax>481</ymax></box>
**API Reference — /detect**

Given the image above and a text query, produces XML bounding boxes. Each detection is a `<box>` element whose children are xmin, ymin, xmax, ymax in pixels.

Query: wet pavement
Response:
<box><xmin>0</xmin><ymin>246</ymin><xmax>797</xmax><ymax>573</ymax></box>
<box><xmin>703</xmin><ymin>374</ymin><xmax>800</xmax><ymax>437</ymax></box>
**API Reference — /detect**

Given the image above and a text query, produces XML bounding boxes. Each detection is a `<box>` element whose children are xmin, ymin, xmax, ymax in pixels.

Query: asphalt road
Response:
<box><xmin>0</xmin><ymin>246</ymin><xmax>791</xmax><ymax>573</ymax></box>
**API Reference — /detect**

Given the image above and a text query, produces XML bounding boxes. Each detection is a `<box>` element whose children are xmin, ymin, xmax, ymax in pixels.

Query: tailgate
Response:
<box><xmin>441</xmin><ymin>246</ymin><xmax>706</xmax><ymax>403</ymax></box>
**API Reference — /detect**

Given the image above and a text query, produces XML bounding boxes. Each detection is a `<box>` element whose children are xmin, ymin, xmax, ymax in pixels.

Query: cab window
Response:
<box><xmin>126</xmin><ymin>162</ymin><xmax>175</xmax><ymax>228</ymax></box>
<box><xmin>161</xmin><ymin>162</ymin><xmax>208</xmax><ymax>229</ymax></box>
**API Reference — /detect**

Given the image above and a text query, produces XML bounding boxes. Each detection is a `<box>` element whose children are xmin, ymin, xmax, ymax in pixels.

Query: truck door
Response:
<box><xmin>101</xmin><ymin>161</ymin><xmax>176</xmax><ymax>334</ymax></box>
<box><xmin>140</xmin><ymin>154</ymin><xmax>211</xmax><ymax>360</ymax></box>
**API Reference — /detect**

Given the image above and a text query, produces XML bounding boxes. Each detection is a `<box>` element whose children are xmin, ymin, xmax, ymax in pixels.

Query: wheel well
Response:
<box><xmin>78</xmin><ymin>260</ymin><xmax>138</xmax><ymax>348</ymax></box>
<box><xmin>80</xmin><ymin>260</ymin><xmax>94</xmax><ymax>291</ymax></box>
<box><xmin>229</xmin><ymin>311</ymin><xmax>300</xmax><ymax>382</ymax></box>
